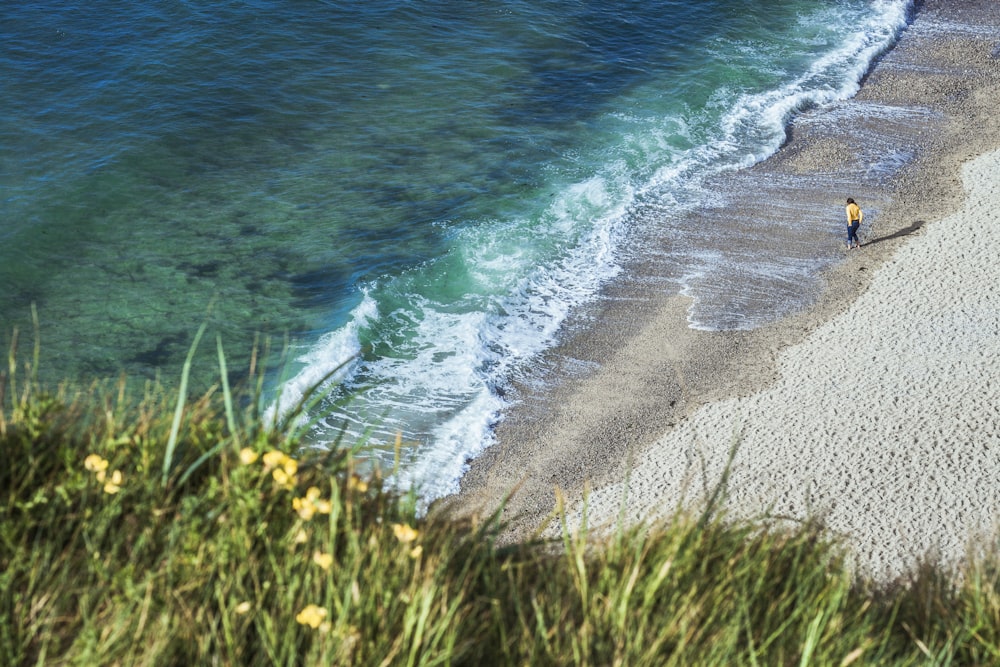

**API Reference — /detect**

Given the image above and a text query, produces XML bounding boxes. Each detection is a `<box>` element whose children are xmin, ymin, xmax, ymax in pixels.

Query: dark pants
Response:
<box><xmin>847</xmin><ymin>220</ymin><xmax>860</xmax><ymax>246</ymax></box>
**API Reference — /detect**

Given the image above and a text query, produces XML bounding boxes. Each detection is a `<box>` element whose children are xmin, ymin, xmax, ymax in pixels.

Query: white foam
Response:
<box><xmin>267</xmin><ymin>292</ymin><xmax>377</xmax><ymax>424</ymax></box>
<box><xmin>397</xmin><ymin>175</ymin><xmax>632</xmax><ymax>498</ymax></box>
<box><xmin>717</xmin><ymin>0</ymin><xmax>911</xmax><ymax>169</ymax></box>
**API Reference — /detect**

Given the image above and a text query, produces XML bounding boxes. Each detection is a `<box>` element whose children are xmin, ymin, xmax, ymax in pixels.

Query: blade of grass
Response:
<box><xmin>30</xmin><ymin>303</ymin><xmax>40</xmax><ymax>386</ymax></box>
<box><xmin>176</xmin><ymin>438</ymin><xmax>229</xmax><ymax>488</ymax></box>
<box><xmin>216</xmin><ymin>335</ymin><xmax>240</xmax><ymax>450</ymax></box>
<box><xmin>162</xmin><ymin>323</ymin><xmax>206</xmax><ymax>487</ymax></box>
<box><xmin>7</xmin><ymin>326</ymin><xmax>18</xmax><ymax>414</ymax></box>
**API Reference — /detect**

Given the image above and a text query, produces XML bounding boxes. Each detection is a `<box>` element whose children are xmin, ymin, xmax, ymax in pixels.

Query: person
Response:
<box><xmin>845</xmin><ymin>197</ymin><xmax>863</xmax><ymax>249</ymax></box>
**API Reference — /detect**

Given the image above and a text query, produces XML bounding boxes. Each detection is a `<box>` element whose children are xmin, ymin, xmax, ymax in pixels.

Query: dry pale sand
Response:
<box><xmin>447</xmin><ymin>0</ymin><xmax>1000</xmax><ymax>581</ymax></box>
<box><xmin>563</xmin><ymin>148</ymin><xmax>1000</xmax><ymax>582</ymax></box>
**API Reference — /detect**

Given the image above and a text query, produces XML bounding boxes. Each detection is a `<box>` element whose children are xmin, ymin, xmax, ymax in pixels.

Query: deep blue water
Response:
<box><xmin>1</xmin><ymin>0</ymin><xmax>911</xmax><ymax>498</ymax></box>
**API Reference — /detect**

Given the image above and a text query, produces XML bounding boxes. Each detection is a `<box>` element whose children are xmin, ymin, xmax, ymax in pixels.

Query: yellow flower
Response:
<box><xmin>261</xmin><ymin>450</ymin><xmax>287</xmax><ymax>470</ymax></box>
<box><xmin>392</xmin><ymin>523</ymin><xmax>419</xmax><ymax>544</ymax></box>
<box><xmin>296</xmin><ymin>604</ymin><xmax>327</xmax><ymax>629</ymax></box>
<box><xmin>84</xmin><ymin>454</ymin><xmax>109</xmax><ymax>473</ymax></box>
<box><xmin>293</xmin><ymin>488</ymin><xmax>323</xmax><ymax>520</ymax></box>
<box><xmin>312</xmin><ymin>551</ymin><xmax>333</xmax><ymax>571</ymax></box>
<box><xmin>314</xmin><ymin>499</ymin><xmax>333</xmax><ymax>515</ymax></box>
<box><xmin>234</xmin><ymin>601</ymin><xmax>252</xmax><ymax>615</ymax></box>
<box><xmin>409</xmin><ymin>545</ymin><xmax>423</xmax><ymax>560</ymax></box>
<box><xmin>347</xmin><ymin>475</ymin><xmax>369</xmax><ymax>493</ymax></box>
<box><xmin>292</xmin><ymin>496</ymin><xmax>317</xmax><ymax>521</ymax></box>
<box><xmin>103</xmin><ymin>470</ymin><xmax>123</xmax><ymax>495</ymax></box>
<box><xmin>270</xmin><ymin>455</ymin><xmax>299</xmax><ymax>488</ymax></box>
<box><xmin>293</xmin><ymin>528</ymin><xmax>309</xmax><ymax>544</ymax></box>
<box><xmin>238</xmin><ymin>448</ymin><xmax>259</xmax><ymax>465</ymax></box>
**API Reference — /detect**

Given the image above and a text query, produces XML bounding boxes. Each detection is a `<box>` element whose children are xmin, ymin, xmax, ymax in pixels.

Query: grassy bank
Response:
<box><xmin>2</xmin><ymin>338</ymin><xmax>999</xmax><ymax>665</ymax></box>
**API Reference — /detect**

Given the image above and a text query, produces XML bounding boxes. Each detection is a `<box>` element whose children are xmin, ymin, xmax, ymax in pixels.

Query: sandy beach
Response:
<box><xmin>565</xmin><ymin>146</ymin><xmax>1000</xmax><ymax>582</ymax></box>
<box><xmin>449</xmin><ymin>0</ymin><xmax>1000</xmax><ymax>581</ymax></box>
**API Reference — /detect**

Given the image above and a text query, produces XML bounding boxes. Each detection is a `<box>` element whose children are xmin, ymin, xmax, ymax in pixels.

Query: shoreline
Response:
<box><xmin>446</xmin><ymin>0</ymin><xmax>1000</xmax><ymax>579</ymax></box>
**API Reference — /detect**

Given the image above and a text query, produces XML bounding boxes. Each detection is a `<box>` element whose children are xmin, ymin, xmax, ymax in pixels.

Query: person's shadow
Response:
<box><xmin>864</xmin><ymin>220</ymin><xmax>925</xmax><ymax>247</ymax></box>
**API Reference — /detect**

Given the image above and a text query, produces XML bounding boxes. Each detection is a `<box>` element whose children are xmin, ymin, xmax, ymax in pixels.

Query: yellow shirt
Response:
<box><xmin>846</xmin><ymin>202</ymin><xmax>863</xmax><ymax>223</ymax></box>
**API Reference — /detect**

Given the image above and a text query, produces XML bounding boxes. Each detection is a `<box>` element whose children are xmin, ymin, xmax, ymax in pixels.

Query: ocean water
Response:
<box><xmin>1</xmin><ymin>0</ymin><xmax>911</xmax><ymax>498</ymax></box>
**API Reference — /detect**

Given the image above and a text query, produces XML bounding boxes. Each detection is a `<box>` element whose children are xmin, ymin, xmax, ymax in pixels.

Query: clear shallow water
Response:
<box><xmin>1</xmin><ymin>0</ymin><xmax>911</xmax><ymax>498</ymax></box>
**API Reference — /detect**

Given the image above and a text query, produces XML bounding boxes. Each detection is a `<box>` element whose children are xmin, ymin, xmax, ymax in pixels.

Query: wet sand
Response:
<box><xmin>447</xmin><ymin>0</ymin><xmax>1000</xmax><ymax>580</ymax></box>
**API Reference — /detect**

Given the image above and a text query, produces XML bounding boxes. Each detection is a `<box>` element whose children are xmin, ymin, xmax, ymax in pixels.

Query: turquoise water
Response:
<box><xmin>1</xmin><ymin>0</ymin><xmax>911</xmax><ymax>497</ymax></box>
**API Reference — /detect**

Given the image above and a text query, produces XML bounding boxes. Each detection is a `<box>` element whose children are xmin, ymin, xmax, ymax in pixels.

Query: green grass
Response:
<box><xmin>2</xmin><ymin>338</ymin><xmax>1000</xmax><ymax>666</ymax></box>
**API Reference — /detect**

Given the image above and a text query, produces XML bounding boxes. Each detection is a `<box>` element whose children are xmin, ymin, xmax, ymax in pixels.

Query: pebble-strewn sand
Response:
<box><xmin>566</xmin><ymin>149</ymin><xmax>1000</xmax><ymax>581</ymax></box>
<box><xmin>449</xmin><ymin>0</ymin><xmax>1000</xmax><ymax>580</ymax></box>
